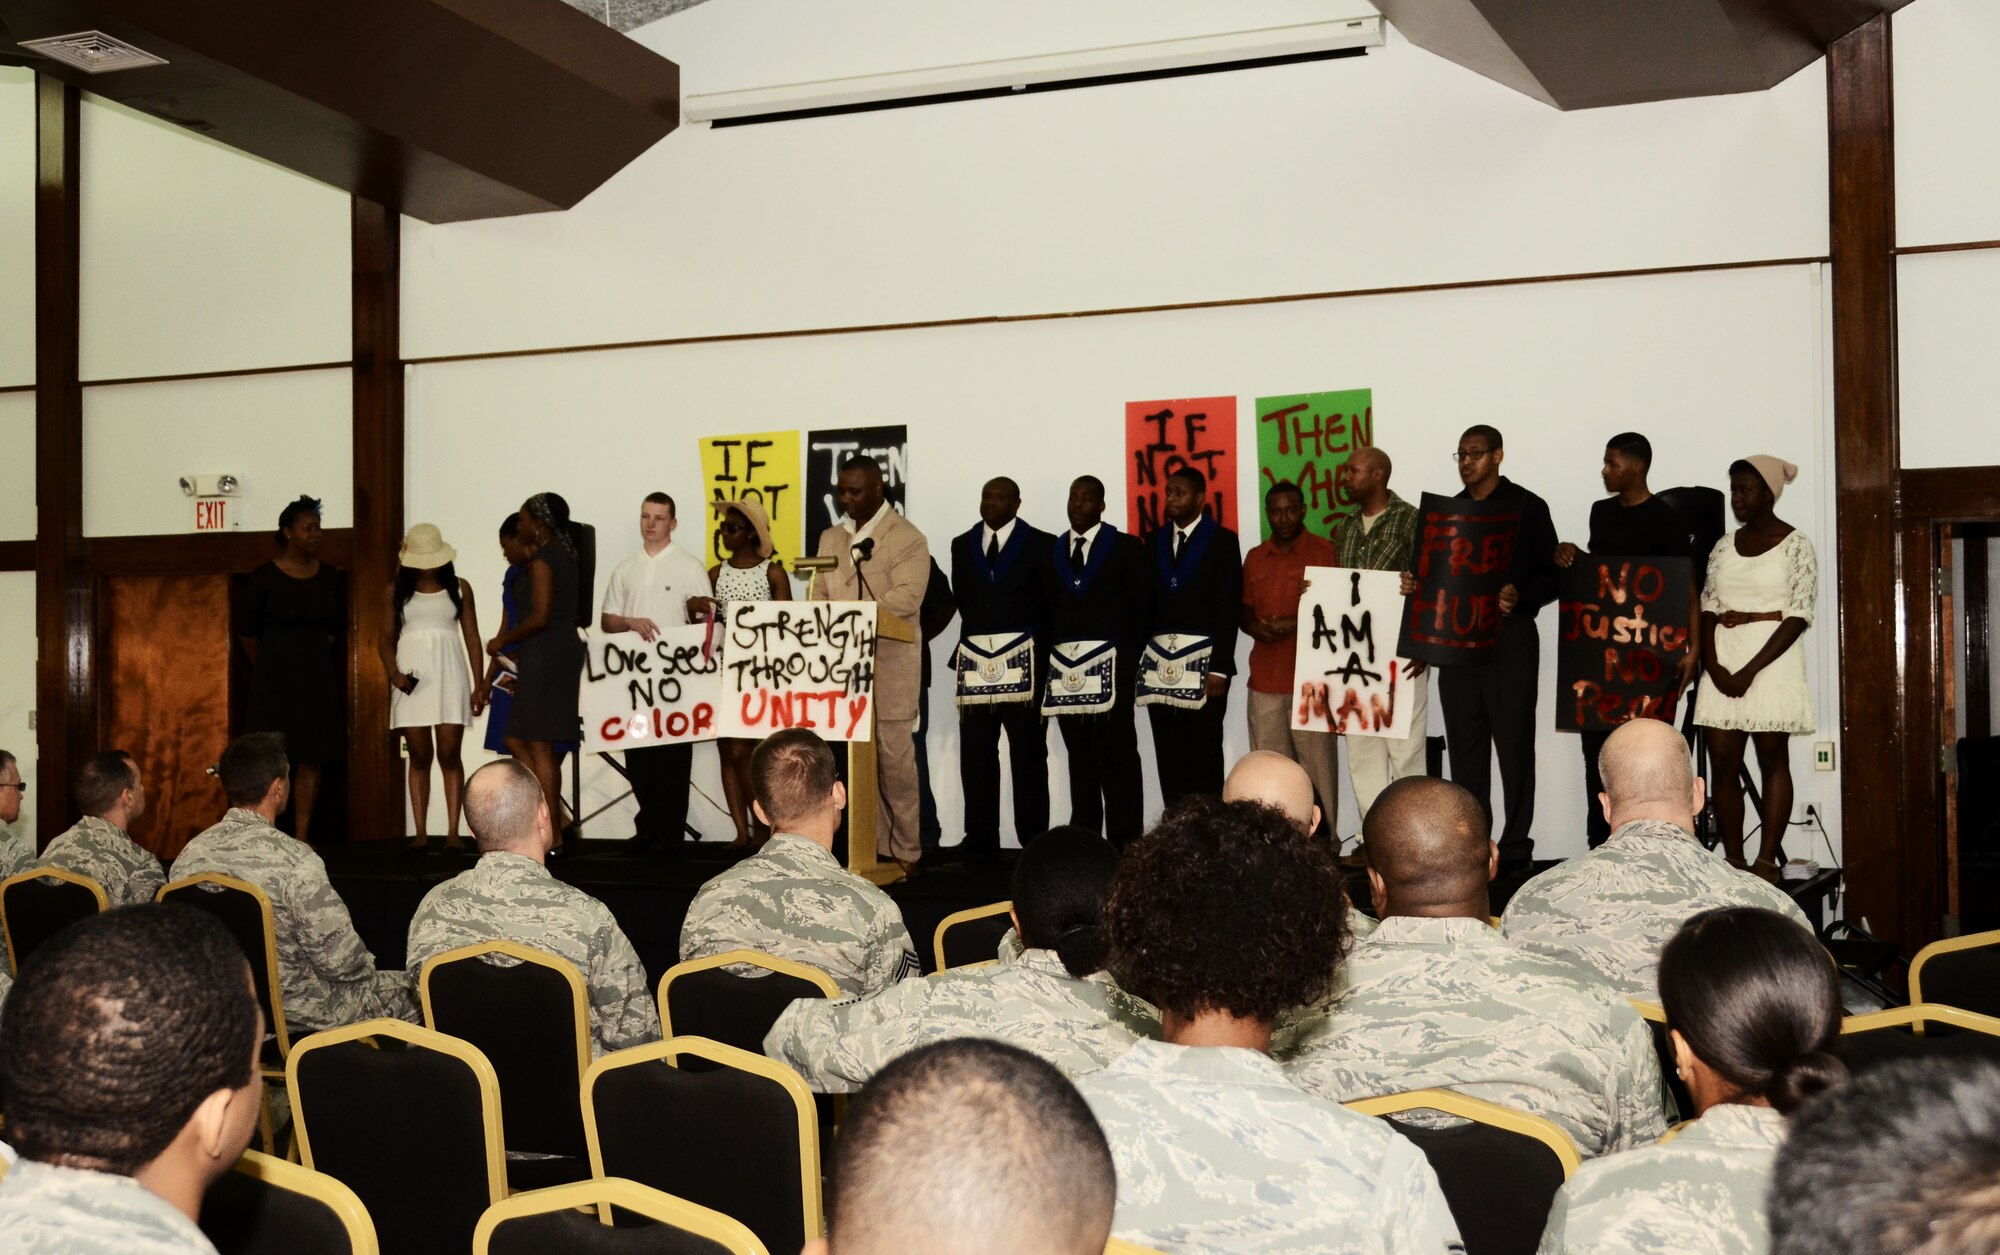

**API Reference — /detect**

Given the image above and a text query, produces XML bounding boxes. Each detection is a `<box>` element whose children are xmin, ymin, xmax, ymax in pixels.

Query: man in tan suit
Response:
<box><xmin>810</xmin><ymin>455</ymin><xmax>931</xmax><ymax>873</ymax></box>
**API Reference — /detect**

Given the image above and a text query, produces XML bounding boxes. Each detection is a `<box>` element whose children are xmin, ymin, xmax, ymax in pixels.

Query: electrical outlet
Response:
<box><xmin>1813</xmin><ymin>741</ymin><xmax>1836</xmax><ymax>772</ymax></box>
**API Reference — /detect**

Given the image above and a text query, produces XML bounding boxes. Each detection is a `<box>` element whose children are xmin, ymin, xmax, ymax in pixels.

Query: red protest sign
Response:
<box><xmin>1125</xmin><ymin>397</ymin><xmax>1238</xmax><ymax>539</ymax></box>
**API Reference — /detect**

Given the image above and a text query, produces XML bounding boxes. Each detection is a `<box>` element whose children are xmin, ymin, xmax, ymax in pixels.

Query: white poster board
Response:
<box><xmin>580</xmin><ymin>625</ymin><xmax>724</xmax><ymax>754</ymax></box>
<box><xmin>714</xmin><ymin>600</ymin><xmax>879</xmax><ymax>742</ymax></box>
<box><xmin>1290</xmin><ymin>565</ymin><xmax>1417</xmax><ymax>740</ymax></box>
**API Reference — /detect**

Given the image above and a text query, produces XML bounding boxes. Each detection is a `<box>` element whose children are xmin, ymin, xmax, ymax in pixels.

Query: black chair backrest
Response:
<box><xmin>1642</xmin><ymin>1018</ymin><xmax>1694</xmax><ymax>1119</ymax></box>
<box><xmin>1837</xmin><ymin>1024</ymin><xmax>2000</xmax><ymax>1074</ymax></box>
<box><xmin>1959</xmin><ymin>736</ymin><xmax>2000</xmax><ymax>858</ymax></box>
<box><xmin>295</xmin><ymin>1039</ymin><xmax>492</xmax><ymax>1255</ymax></box>
<box><xmin>1919</xmin><ymin>947</ymin><xmax>2000</xmax><ymax>1019</ymax></box>
<box><xmin>167</xmin><ymin>882</ymin><xmax>281</xmax><ymax>1048</ymax></box>
<box><xmin>1386</xmin><ymin>1116</ymin><xmax>1568</xmax><ymax>1255</ymax></box>
<box><xmin>3</xmin><ymin>876</ymin><xmax>102</xmax><ymax>972</ymax></box>
<box><xmin>199</xmin><ymin>1167</ymin><xmax>356</xmax><ymax>1255</ymax></box>
<box><xmin>487</xmin><ymin>1208</ymin><xmax>736</xmax><ymax>1255</ymax></box>
<box><xmin>427</xmin><ymin>956</ymin><xmax>587</xmax><ymax>1156</ymax></box>
<box><xmin>940</xmin><ymin>912</ymin><xmax>1013</xmax><ymax>970</ymax></box>
<box><xmin>665</xmin><ymin>967</ymin><xmax>827</xmax><ymax>1061</ymax></box>
<box><xmin>593</xmin><ymin>1058</ymin><xmax>805</xmax><ymax>1255</ymax></box>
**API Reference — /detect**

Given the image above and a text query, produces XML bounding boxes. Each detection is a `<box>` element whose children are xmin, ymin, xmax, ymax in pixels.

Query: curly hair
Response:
<box><xmin>274</xmin><ymin>494</ymin><xmax>322</xmax><ymax>546</ymax></box>
<box><xmin>1106</xmin><ymin>797</ymin><xmax>1349</xmax><ymax>1023</ymax></box>
<box><xmin>1</xmin><ymin>905</ymin><xmax>259</xmax><ymax>1174</ymax></box>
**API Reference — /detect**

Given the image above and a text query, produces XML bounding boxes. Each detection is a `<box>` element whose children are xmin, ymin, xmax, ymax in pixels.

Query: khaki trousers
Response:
<box><xmin>1247</xmin><ymin>690</ymin><xmax>1341</xmax><ymax>826</ymax></box>
<box><xmin>1347</xmin><ymin>671</ymin><xmax>1430</xmax><ymax>820</ymax></box>
<box><xmin>875</xmin><ymin>717</ymin><xmax>922</xmax><ymax>862</ymax></box>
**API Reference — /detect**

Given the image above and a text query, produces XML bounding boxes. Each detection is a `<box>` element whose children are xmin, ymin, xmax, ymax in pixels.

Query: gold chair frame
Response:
<box><xmin>1</xmin><ymin>865</ymin><xmax>109</xmax><ymax>974</ymax></box>
<box><xmin>1841</xmin><ymin>1002</ymin><xmax>2000</xmax><ymax>1039</ymax></box>
<box><xmin>932</xmin><ymin>900</ymin><xmax>1013</xmax><ymax>971</ymax></box>
<box><xmin>1345</xmin><ymin>1088</ymin><xmax>1583</xmax><ymax>1176</ymax></box>
<box><xmin>418</xmin><ymin>939</ymin><xmax>592</xmax><ymax>1081</ymax></box>
<box><xmin>657</xmin><ymin>949</ymin><xmax>840</xmax><ymax>1040</ymax></box>
<box><xmin>1908</xmin><ymin>929</ymin><xmax>2000</xmax><ymax>1008</ymax></box>
<box><xmin>582</xmin><ymin>1036</ymin><xmax>823</xmax><ymax>1242</ymax></box>
<box><xmin>231</xmin><ymin>1148</ymin><xmax>381</xmax><ymax>1255</ymax></box>
<box><xmin>473</xmin><ymin>1176</ymin><xmax>772</xmax><ymax>1255</ymax></box>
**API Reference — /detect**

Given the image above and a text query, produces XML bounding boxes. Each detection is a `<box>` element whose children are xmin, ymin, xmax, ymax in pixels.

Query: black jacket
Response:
<box><xmin>1041</xmin><ymin>524</ymin><xmax>1152</xmax><ymax>669</ymax></box>
<box><xmin>950</xmin><ymin>520</ymin><xmax>1050</xmax><ymax>641</ymax></box>
<box><xmin>1145</xmin><ymin>517</ymin><xmax>1244</xmax><ymax>676</ymax></box>
<box><xmin>1459</xmin><ymin>477</ymin><xmax>1560</xmax><ymax>617</ymax></box>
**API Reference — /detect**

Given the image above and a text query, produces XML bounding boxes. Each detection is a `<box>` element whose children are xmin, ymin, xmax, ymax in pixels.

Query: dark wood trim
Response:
<box><xmin>82</xmin><ymin>529</ymin><xmax>355</xmax><ymax>577</ymax></box>
<box><xmin>1967</xmin><ymin>524</ymin><xmax>1991</xmax><ymax>740</ymax></box>
<box><xmin>1901</xmin><ymin>466</ymin><xmax>2000</xmax><ymax>522</ymax></box>
<box><xmin>79</xmin><ymin>361</ymin><xmax>353</xmax><ymax>390</ymax></box>
<box><xmin>402</xmin><ymin>254</ymin><xmax>1831</xmax><ymax>368</ymax></box>
<box><xmin>349</xmin><ymin>200</ymin><xmax>404</xmax><ymax>842</ymax></box>
<box><xmin>1896</xmin><ymin>239</ymin><xmax>2000</xmax><ymax>257</ymax></box>
<box><xmin>0</xmin><ymin>383</ymin><xmax>32</xmax><ymax>396</ymax></box>
<box><xmin>1899</xmin><ymin>515</ymin><xmax>1946</xmax><ymax>945</ymax></box>
<box><xmin>34</xmin><ymin>74</ymin><xmax>86</xmax><ymax>846</ymax></box>
<box><xmin>0</xmin><ymin>541</ymin><xmax>32</xmax><ymax>572</ymax></box>
<box><xmin>1828</xmin><ymin>17</ymin><xmax>1913</xmax><ymax>948</ymax></box>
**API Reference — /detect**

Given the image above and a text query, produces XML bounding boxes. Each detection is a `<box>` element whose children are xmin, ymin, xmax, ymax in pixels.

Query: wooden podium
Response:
<box><xmin>846</xmin><ymin>610</ymin><xmax>916</xmax><ymax>886</ymax></box>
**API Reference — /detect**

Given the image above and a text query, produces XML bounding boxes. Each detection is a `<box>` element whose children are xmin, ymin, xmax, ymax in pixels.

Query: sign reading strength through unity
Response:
<box><xmin>715</xmin><ymin>600</ymin><xmax>880</xmax><ymax>742</ymax></box>
<box><xmin>1291</xmin><ymin>566</ymin><xmax>1416</xmax><ymax>739</ymax></box>
<box><xmin>580</xmin><ymin>625</ymin><xmax>723</xmax><ymax>753</ymax></box>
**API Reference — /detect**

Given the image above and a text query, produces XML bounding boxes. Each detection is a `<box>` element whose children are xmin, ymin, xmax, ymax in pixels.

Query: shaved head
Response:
<box><xmin>1363</xmin><ymin>777</ymin><xmax>1492</xmax><ymax>915</ymax></box>
<box><xmin>463</xmin><ymin>759</ymin><xmax>548</xmax><ymax>854</ymax></box>
<box><xmin>1223</xmin><ymin>751</ymin><xmax>1318</xmax><ymax>834</ymax></box>
<box><xmin>1599</xmin><ymin>719</ymin><xmax>1698</xmax><ymax>827</ymax></box>
<box><xmin>822</xmin><ymin>1039</ymin><xmax>1114</xmax><ymax>1255</ymax></box>
<box><xmin>1350</xmin><ymin>446</ymin><xmax>1392</xmax><ymax>480</ymax></box>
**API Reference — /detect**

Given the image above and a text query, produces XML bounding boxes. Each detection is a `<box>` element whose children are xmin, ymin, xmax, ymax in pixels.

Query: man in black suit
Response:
<box><xmin>1041</xmin><ymin>475</ymin><xmax>1151</xmax><ymax>847</ymax></box>
<box><xmin>947</xmin><ymin>477</ymin><xmax>1050</xmax><ymax>859</ymax></box>
<box><xmin>1141</xmin><ymin>467</ymin><xmax>1243</xmax><ymax>807</ymax></box>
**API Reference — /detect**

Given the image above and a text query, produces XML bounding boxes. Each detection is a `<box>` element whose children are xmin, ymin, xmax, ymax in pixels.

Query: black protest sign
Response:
<box><xmin>1396</xmin><ymin>492</ymin><xmax>1520</xmax><ymax>665</ymax></box>
<box><xmin>1556</xmin><ymin>556</ymin><xmax>1694</xmax><ymax>731</ymax></box>
<box><xmin>806</xmin><ymin>425</ymin><xmax>908</xmax><ymax>542</ymax></box>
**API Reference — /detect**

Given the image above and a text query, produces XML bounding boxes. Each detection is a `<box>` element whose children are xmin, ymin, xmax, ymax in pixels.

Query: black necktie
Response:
<box><xmin>987</xmin><ymin>532</ymin><xmax>1000</xmax><ymax>564</ymax></box>
<box><xmin>1072</xmin><ymin>536</ymin><xmax>1086</xmax><ymax>566</ymax></box>
<box><xmin>1173</xmin><ymin>528</ymin><xmax>1185</xmax><ymax>563</ymax></box>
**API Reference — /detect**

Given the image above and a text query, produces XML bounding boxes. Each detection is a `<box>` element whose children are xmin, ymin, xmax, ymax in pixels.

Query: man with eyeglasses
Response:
<box><xmin>0</xmin><ymin>748</ymin><xmax>31</xmax><ymax>879</ymax></box>
<box><xmin>1409</xmin><ymin>426</ymin><xmax>1558</xmax><ymax>870</ymax></box>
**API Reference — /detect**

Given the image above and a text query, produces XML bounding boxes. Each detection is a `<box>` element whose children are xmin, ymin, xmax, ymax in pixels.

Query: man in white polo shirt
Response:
<box><xmin>600</xmin><ymin>492</ymin><xmax>711</xmax><ymax>852</ymax></box>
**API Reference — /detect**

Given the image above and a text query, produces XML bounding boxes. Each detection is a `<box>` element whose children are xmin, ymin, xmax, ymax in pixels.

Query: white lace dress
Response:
<box><xmin>1693</xmin><ymin>530</ymin><xmax>1818</xmax><ymax>734</ymax></box>
<box><xmin>390</xmin><ymin>589</ymin><xmax>473</xmax><ymax>729</ymax></box>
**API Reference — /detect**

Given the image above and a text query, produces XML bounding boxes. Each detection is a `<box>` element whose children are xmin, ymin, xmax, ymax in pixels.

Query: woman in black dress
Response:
<box><xmin>486</xmin><ymin>492</ymin><xmax>582</xmax><ymax>852</ymax></box>
<box><xmin>238</xmin><ymin>495</ymin><xmax>344</xmax><ymax>843</ymax></box>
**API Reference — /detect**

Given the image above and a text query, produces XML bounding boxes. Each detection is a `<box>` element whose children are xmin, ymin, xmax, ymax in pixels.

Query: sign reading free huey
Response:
<box><xmin>715</xmin><ymin>600</ymin><xmax>879</xmax><ymax>742</ymax></box>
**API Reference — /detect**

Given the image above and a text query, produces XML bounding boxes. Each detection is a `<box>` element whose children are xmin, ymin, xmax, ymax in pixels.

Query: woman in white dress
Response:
<box><xmin>1694</xmin><ymin>456</ymin><xmax>1817</xmax><ymax>879</ymax></box>
<box><xmin>687</xmin><ymin>499</ymin><xmax>789</xmax><ymax>848</ymax></box>
<box><xmin>379</xmin><ymin>524</ymin><xmax>488</xmax><ymax>850</ymax></box>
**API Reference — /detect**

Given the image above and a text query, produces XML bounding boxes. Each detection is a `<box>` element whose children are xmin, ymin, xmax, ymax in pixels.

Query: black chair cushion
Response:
<box><xmin>167</xmin><ymin>884</ymin><xmax>281</xmax><ymax>1042</ymax></box>
<box><xmin>1386</xmin><ymin>1116</ymin><xmax>1567</xmax><ymax>1255</ymax></box>
<box><xmin>665</xmin><ymin>966</ymin><xmax>827</xmax><ymax>1060</ymax></box>
<box><xmin>487</xmin><ymin>1207</ymin><xmax>735</xmax><ymax>1255</ymax></box>
<box><xmin>1920</xmin><ymin>947</ymin><xmax>2000</xmax><ymax>1019</ymax></box>
<box><xmin>427</xmin><ymin>955</ymin><xmax>588</xmax><ymax>1156</ymax></box>
<box><xmin>506</xmin><ymin>1155</ymin><xmax>595</xmax><ymax>1193</ymax></box>
<box><xmin>939</xmin><ymin>912</ymin><xmax>1013</xmax><ymax>970</ymax></box>
<box><xmin>293</xmin><ymin>1038</ymin><xmax>492</xmax><ymax>1255</ymax></box>
<box><xmin>1837</xmin><ymin>1024</ymin><xmax>2000</xmax><ymax>1074</ymax></box>
<box><xmin>200</xmin><ymin>1167</ymin><xmax>356</xmax><ymax>1255</ymax></box>
<box><xmin>593</xmin><ymin>1058</ymin><xmax>806</xmax><ymax>1255</ymax></box>
<box><xmin>4</xmin><ymin>877</ymin><xmax>102</xmax><ymax>971</ymax></box>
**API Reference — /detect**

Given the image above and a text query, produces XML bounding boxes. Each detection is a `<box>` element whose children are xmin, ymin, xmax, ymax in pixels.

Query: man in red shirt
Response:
<box><xmin>1239</xmin><ymin>481</ymin><xmax>1340</xmax><ymax>830</ymax></box>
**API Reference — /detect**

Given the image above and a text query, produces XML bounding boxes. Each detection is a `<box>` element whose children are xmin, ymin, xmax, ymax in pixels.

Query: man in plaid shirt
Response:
<box><xmin>1333</xmin><ymin>448</ymin><xmax>1430</xmax><ymax>823</ymax></box>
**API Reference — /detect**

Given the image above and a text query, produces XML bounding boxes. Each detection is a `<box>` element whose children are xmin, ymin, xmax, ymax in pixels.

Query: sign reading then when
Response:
<box><xmin>699</xmin><ymin>430</ymin><xmax>802</xmax><ymax>566</ymax></box>
<box><xmin>1397</xmin><ymin>492</ymin><xmax>1520</xmax><ymax>666</ymax></box>
<box><xmin>806</xmin><ymin>425</ymin><xmax>908</xmax><ymax>543</ymax></box>
<box><xmin>714</xmin><ymin>600</ymin><xmax>879</xmax><ymax>742</ymax></box>
<box><xmin>579</xmin><ymin>625</ymin><xmax>722</xmax><ymax>754</ymax></box>
<box><xmin>1255</xmin><ymin>388</ymin><xmax>1372</xmax><ymax>542</ymax></box>
<box><xmin>1556</xmin><ymin>555</ymin><xmax>1694</xmax><ymax>731</ymax></box>
<box><xmin>1125</xmin><ymin>397</ymin><xmax>1238</xmax><ymax>538</ymax></box>
<box><xmin>1292</xmin><ymin>566</ymin><xmax>1414</xmax><ymax>739</ymax></box>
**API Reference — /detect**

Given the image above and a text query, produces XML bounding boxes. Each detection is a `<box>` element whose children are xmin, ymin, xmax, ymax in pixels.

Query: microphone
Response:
<box><xmin>853</xmin><ymin>538</ymin><xmax>875</xmax><ymax>563</ymax></box>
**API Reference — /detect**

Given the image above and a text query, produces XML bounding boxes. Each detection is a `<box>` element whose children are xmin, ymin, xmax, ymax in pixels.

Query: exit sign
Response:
<box><xmin>191</xmin><ymin>498</ymin><xmax>236</xmax><ymax>532</ymax></box>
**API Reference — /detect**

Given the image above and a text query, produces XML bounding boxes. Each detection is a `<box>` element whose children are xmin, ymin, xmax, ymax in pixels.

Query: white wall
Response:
<box><xmin>0</xmin><ymin>572</ymin><xmax>34</xmax><ymax>838</ymax></box>
<box><xmin>0</xmin><ymin>68</ymin><xmax>33</xmax><ymax>390</ymax></box>
<box><xmin>1894</xmin><ymin>0</ymin><xmax>2000</xmax><ymax>470</ymax></box>
<box><xmin>0</xmin><ymin>392</ymin><xmax>32</xmax><ymax>543</ymax></box>
<box><xmin>0</xmin><ymin>71</ymin><xmax>34</xmax><ymax>827</ymax></box>
<box><xmin>407</xmin><ymin>263</ymin><xmax>1841</xmax><ymax>860</ymax></box>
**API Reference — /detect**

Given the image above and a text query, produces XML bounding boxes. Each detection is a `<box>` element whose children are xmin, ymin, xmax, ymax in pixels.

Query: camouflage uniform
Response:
<box><xmin>1537</xmin><ymin>1103</ymin><xmax>1787</xmax><ymax>1255</ymax></box>
<box><xmin>0</xmin><ymin>1160</ymin><xmax>218</xmax><ymax>1255</ymax></box>
<box><xmin>0</xmin><ymin>821</ymin><xmax>34</xmax><ymax>881</ymax></box>
<box><xmin>407</xmin><ymin>850</ymin><xmax>658</xmax><ymax>1057</ymax></box>
<box><xmin>679</xmin><ymin>831</ymin><xmax>918</xmax><ymax>997</ymax></box>
<box><xmin>171</xmin><ymin>807</ymin><xmax>417</xmax><ymax>1032</ymax></box>
<box><xmin>1501</xmin><ymin>820</ymin><xmax>1812</xmax><ymax>1001</ymax></box>
<box><xmin>33</xmin><ymin>816</ymin><xmax>165</xmax><ymax>908</ymax></box>
<box><xmin>1279</xmin><ymin>915</ymin><xmax>1667</xmax><ymax>1157</ymax></box>
<box><xmin>1076</xmin><ymin>1039</ymin><xmax>1467</xmax><ymax>1255</ymax></box>
<box><xmin>1265</xmin><ymin>904</ymin><xmax>1381</xmax><ymax>1055</ymax></box>
<box><xmin>764</xmin><ymin>946</ymin><xmax>1159</xmax><ymax>1092</ymax></box>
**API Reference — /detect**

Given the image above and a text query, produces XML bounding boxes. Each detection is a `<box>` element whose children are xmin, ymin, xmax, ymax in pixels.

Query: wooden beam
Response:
<box><xmin>33</xmin><ymin>73</ymin><xmax>87</xmax><ymax>846</ymax></box>
<box><xmin>1899</xmin><ymin>515</ymin><xmax>1945</xmax><ymax>943</ymax></box>
<box><xmin>1902</xmin><ymin>466</ymin><xmax>2000</xmax><ymax>522</ymax></box>
<box><xmin>1827</xmin><ymin>17</ymin><xmax>1909</xmax><ymax>945</ymax></box>
<box><xmin>348</xmin><ymin>199</ymin><xmax>403</xmax><ymax>841</ymax></box>
<box><xmin>1968</xmin><ymin>524</ymin><xmax>1992</xmax><ymax>740</ymax></box>
<box><xmin>81</xmin><ymin>529</ymin><xmax>354</xmax><ymax>577</ymax></box>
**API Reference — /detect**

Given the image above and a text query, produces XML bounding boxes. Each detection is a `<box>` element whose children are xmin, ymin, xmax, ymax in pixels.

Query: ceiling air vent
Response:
<box><xmin>17</xmin><ymin>30</ymin><xmax>167</xmax><ymax>74</ymax></box>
